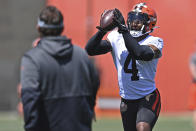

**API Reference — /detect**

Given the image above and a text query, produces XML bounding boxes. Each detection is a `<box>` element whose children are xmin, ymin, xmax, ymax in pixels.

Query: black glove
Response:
<box><xmin>113</xmin><ymin>8</ymin><xmax>129</xmax><ymax>34</ymax></box>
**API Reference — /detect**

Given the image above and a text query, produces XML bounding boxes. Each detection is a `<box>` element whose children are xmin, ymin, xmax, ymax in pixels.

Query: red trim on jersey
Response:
<box><xmin>156</xmin><ymin>101</ymin><xmax>161</xmax><ymax>116</ymax></box>
<box><xmin>152</xmin><ymin>89</ymin><xmax>159</xmax><ymax>111</ymax></box>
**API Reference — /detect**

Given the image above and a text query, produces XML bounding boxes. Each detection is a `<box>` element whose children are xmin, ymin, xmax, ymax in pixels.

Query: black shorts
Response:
<box><xmin>120</xmin><ymin>89</ymin><xmax>161</xmax><ymax>131</ymax></box>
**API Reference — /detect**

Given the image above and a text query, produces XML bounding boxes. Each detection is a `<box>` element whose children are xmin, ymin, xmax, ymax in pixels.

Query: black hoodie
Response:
<box><xmin>21</xmin><ymin>36</ymin><xmax>100</xmax><ymax>131</ymax></box>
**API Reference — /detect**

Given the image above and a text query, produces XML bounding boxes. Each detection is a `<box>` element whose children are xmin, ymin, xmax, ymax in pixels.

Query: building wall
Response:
<box><xmin>48</xmin><ymin>0</ymin><xmax>196</xmax><ymax>112</ymax></box>
<box><xmin>0</xmin><ymin>0</ymin><xmax>45</xmax><ymax>110</ymax></box>
<box><xmin>0</xmin><ymin>0</ymin><xmax>194</xmax><ymax>112</ymax></box>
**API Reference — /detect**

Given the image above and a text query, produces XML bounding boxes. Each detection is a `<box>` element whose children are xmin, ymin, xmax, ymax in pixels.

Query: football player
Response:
<box><xmin>85</xmin><ymin>3</ymin><xmax>163</xmax><ymax>131</ymax></box>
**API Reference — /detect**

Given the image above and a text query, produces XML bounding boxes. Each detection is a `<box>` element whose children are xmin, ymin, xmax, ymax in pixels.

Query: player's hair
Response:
<box><xmin>38</xmin><ymin>6</ymin><xmax>64</xmax><ymax>36</ymax></box>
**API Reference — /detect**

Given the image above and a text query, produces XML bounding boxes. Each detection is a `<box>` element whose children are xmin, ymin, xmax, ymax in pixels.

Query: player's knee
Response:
<box><xmin>136</xmin><ymin>122</ymin><xmax>151</xmax><ymax>131</ymax></box>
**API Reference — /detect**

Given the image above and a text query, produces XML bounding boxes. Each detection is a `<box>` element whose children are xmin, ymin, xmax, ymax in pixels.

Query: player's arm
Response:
<box><xmin>148</xmin><ymin>44</ymin><xmax>161</xmax><ymax>59</ymax></box>
<box><xmin>20</xmin><ymin>55</ymin><xmax>41</xmax><ymax>131</ymax></box>
<box><xmin>85</xmin><ymin>31</ymin><xmax>112</xmax><ymax>56</ymax></box>
<box><xmin>121</xmin><ymin>32</ymin><xmax>155</xmax><ymax>61</ymax></box>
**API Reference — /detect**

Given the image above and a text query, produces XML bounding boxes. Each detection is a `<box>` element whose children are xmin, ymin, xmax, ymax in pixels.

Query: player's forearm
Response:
<box><xmin>85</xmin><ymin>31</ymin><xmax>107</xmax><ymax>56</ymax></box>
<box><xmin>122</xmin><ymin>32</ymin><xmax>154</xmax><ymax>61</ymax></box>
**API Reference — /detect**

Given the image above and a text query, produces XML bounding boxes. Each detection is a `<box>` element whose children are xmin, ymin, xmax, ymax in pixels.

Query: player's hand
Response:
<box><xmin>113</xmin><ymin>8</ymin><xmax>129</xmax><ymax>33</ymax></box>
<box><xmin>113</xmin><ymin>8</ymin><xmax>125</xmax><ymax>25</ymax></box>
<box><xmin>96</xmin><ymin>9</ymin><xmax>118</xmax><ymax>32</ymax></box>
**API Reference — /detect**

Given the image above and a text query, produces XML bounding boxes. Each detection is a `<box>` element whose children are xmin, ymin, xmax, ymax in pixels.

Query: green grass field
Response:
<box><xmin>0</xmin><ymin>112</ymin><xmax>193</xmax><ymax>131</ymax></box>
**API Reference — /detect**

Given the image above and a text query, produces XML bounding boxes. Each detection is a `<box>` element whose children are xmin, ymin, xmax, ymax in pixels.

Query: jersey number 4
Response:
<box><xmin>123</xmin><ymin>53</ymin><xmax>139</xmax><ymax>81</ymax></box>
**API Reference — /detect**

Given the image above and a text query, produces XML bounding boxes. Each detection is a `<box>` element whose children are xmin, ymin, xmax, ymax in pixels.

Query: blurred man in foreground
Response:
<box><xmin>20</xmin><ymin>6</ymin><xmax>99</xmax><ymax>131</ymax></box>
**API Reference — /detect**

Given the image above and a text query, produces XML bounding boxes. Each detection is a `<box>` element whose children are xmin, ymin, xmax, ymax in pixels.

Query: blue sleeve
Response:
<box><xmin>20</xmin><ymin>55</ymin><xmax>41</xmax><ymax>131</ymax></box>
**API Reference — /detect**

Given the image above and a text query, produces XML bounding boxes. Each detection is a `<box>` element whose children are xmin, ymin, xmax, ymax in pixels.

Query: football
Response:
<box><xmin>99</xmin><ymin>9</ymin><xmax>117</xmax><ymax>31</ymax></box>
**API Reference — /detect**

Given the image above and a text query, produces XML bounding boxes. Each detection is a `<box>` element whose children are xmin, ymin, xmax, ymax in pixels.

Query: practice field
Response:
<box><xmin>0</xmin><ymin>112</ymin><xmax>193</xmax><ymax>131</ymax></box>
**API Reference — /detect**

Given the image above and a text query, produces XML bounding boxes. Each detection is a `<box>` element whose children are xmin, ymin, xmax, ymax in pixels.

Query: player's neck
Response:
<box><xmin>135</xmin><ymin>34</ymin><xmax>149</xmax><ymax>42</ymax></box>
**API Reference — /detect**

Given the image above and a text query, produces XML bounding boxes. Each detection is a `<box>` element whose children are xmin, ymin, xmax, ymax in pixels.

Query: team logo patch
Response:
<box><xmin>120</xmin><ymin>102</ymin><xmax>128</xmax><ymax>112</ymax></box>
